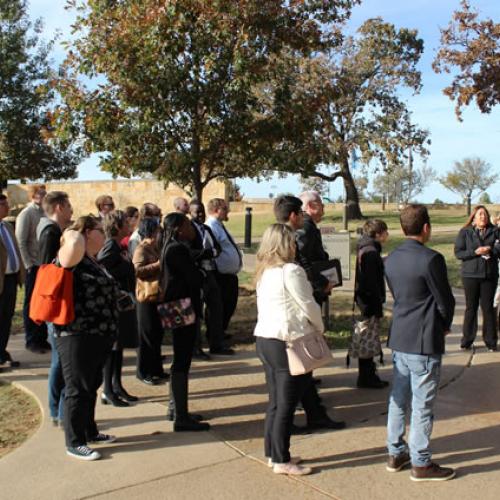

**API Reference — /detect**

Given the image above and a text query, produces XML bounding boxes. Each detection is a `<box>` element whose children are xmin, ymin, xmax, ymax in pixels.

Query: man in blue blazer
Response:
<box><xmin>385</xmin><ymin>204</ymin><xmax>456</xmax><ymax>482</ymax></box>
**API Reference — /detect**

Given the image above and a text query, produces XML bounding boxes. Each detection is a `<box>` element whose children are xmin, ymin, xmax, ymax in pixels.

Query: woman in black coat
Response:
<box><xmin>354</xmin><ymin>219</ymin><xmax>389</xmax><ymax>389</ymax></box>
<box><xmin>98</xmin><ymin>211</ymin><xmax>138</xmax><ymax>406</ymax></box>
<box><xmin>159</xmin><ymin>213</ymin><xmax>209</xmax><ymax>431</ymax></box>
<box><xmin>455</xmin><ymin>205</ymin><xmax>500</xmax><ymax>350</ymax></box>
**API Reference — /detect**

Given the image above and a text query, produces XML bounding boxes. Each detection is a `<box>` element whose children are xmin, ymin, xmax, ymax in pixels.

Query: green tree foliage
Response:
<box><xmin>479</xmin><ymin>192</ymin><xmax>492</xmax><ymax>204</ymax></box>
<box><xmin>373</xmin><ymin>163</ymin><xmax>435</xmax><ymax>205</ymax></box>
<box><xmin>54</xmin><ymin>0</ymin><xmax>359</xmax><ymax>200</ymax></box>
<box><xmin>267</xmin><ymin>18</ymin><xmax>429</xmax><ymax>219</ymax></box>
<box><xmin>433</xmin><ymin>1</ymin><xmax>500</xmax><ymax>120</ymax></box>
<box><xmin>439</xmin><ymin>157</ymin><xmax>495</xmax><ymax>215</ymax></box>
<box><xmin>0</xmin><ymin>0</ymin><xmax>80</xmax><ymax>184</ymax></box>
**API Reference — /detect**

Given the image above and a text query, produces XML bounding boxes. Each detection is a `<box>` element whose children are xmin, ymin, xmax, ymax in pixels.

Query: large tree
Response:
<box><xmin>433</xmin><ymin>0</ymin><xmax>500</xmax><ymax>119</ymax></box>
<box><xmin>267</xmin><ymin>18</ymin><xmax>429</xmax><ymax>219</ymax></box>
<box><xmin>54</xmin><ymin>0</ymin><xmax>359</xmax><ymax>200</ymax></box>
<box><xmin>0</xmin><ymin>0</ymin><xmax>80</xmax><ymax>185</ymax></box>
<box><xmin>439</xmin><ymin>156</ymin><xmax>495</xmax><ymax>215</ymax></box>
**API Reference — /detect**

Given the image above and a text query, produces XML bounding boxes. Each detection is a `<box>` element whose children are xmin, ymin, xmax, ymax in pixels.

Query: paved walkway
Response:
<box><xmin>2</xmin><ymin>289</ymin><xmax>500</xmax><ymax>499</ymax></box>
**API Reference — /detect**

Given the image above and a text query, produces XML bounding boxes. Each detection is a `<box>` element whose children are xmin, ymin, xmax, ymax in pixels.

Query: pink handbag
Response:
<box><xmin>281</xmin><ymin>268</ymin><xmax>332</xmax><ymax>375</ymax></box>
<box><xmin>286</xmin><ymin>332</ymin><xmax>332</xmax><ymax>375</ymax></box>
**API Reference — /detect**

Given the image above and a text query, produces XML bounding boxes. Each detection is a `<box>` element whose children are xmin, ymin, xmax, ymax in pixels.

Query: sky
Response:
<box><xmin>27</xmin><ymin>0</ymin><xmax>500</xmax><ymax>203</ymax></box>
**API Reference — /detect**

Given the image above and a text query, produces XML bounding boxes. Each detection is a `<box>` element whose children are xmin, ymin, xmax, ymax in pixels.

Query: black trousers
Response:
<box><xmin>23</xmin><ymin>266</ymin><xmax>47</xmax><ymax>347</ymax></box>
<box><xmin>56</xmin><ymin>334</ymin><xmax>112</xmax><ymax>447</ymax></box>
<box><xmin>256</xmin><ymin>337</ymin><xmax>311</xmax><ymax>464</ymax></box>
<box><xmin>172</xmin><ymin>324</ymin><xmax>197</xmax><ymax>374</ymax></box>
<box><xmin>0</xmin><ymin>274</ymin><xmax>17</xmax><ymax>361</ymax></box>
<box><xmin>202</xmin><ymin>271</ymin><xmax>224</xmax><ymax>350</ymax></box>
<box><xmin>170</xmin><ymin>324</ymin><xmax>197</xmax><ymax>418</ymax></box>
<box><xmin>462</xmin><ymin>276</ymin><xmax>498</xmax><ymax>348</ymax></box>
<box><xmin>215</xmin><ymin>272</ymin><xmax>238</xmax><ymax>332</ymax></box>
<box><xmin>300</xmin><ymin>379</ymin><xmax>327</xmax><ymax>423</ymax></box>
<box><xmin>136</xmin><ymin>301</ymin><xmax>164</xmax><ymax>378</ymax></box>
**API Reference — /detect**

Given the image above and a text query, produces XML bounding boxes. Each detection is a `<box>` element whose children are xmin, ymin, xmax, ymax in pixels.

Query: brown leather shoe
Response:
<box><xmin>410</xmin><ymin>462</ymin><xmax>455</xmax><ymax>482</ymax></box>
<box><xmin>386</xmin><ymin>452</ymin><xmax>411</xmax><ymax>472</ymax></box>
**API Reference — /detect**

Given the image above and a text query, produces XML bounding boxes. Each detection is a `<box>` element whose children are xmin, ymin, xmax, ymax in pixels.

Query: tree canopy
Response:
<box><xmin>0</xmin><ymin>0</ymin><xmax>80</xmax><ymax>184</ymax></box>
<box><xmin>54</xmin><ymin>0</ymin><xmax>360</xmax><ymax>200</ymax></box>
<box><xmin>433</xmin><ymin>0</ymin><xmax>500</xmax><ymax>119</ymax></box>
<box><xmin>373</xmin><ymin>163</ymin><xmax>435</xmax><ymax>205</ymax></box>
<box><xmin>439</xmin><ymin>156</ymin><xmax>495</xmax><ymax>214</ymax></box>
<box><xmin>266</xmin><ymin>18</ymin><xmax>429</xmax><ymax>218</ymax></box>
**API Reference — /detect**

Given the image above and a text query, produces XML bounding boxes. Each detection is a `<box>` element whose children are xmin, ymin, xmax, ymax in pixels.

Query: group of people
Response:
<box><xmin>0</xmin><ymin>187</ymin><xmax>245</xmax><ymax>460</ymax></box>
<box><xmin>1</xmin><ymin>186</ymin><xmax>500</xmax><ymax>480</ymax></box>
<box><xmin>253</xmin><ymin>198</ymin><xmax>500</xmax><ymax>480</ymax></box>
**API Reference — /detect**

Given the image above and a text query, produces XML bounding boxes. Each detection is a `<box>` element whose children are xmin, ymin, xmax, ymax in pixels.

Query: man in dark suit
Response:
<box><xmin>0</xmin><ymin>194</ymin><xmax>25</xmax><ymax>369</ymax></box>
<box><xmin>385</xmin><ymin>204</ymin><xmax>456</xmax><ymax>482</ymax></box>
<box><xmin>274</xmin><ymin>194</ymin><xmax>345</xmax><ymax>433</ymax></box>
<box><xmin>188</xmin><ymin>200</ymin><xmax>234</xmax><ymax>357</ymax></box>
<box><xmin>296</xmin><ymin>191</ymin><xmax>332</xmax><ymax>304</ymax></box>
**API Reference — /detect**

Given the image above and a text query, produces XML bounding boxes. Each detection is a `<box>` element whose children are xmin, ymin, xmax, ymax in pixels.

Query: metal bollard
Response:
<box><xmin>244</xmin><ymin>207</ymin><xmax>252</xmax><ymax>248</ymax></box>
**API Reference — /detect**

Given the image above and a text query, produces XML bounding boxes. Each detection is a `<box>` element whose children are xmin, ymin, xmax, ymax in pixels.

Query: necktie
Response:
<box><xmin>0</xmin><ymin>223</ymin><xmax>19</xmax><ymax>272</ymax></box>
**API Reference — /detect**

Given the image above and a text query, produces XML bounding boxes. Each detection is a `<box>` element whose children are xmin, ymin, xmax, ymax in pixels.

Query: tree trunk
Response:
<box><xmin>341</xmin><ymin>159</ymin><xmax>363</xmax><ymax>220</ymax></box>
<box><xmin>466</xmin><ymin>193</ymin><xmax>471</xmax><ymax>216</ymax></box>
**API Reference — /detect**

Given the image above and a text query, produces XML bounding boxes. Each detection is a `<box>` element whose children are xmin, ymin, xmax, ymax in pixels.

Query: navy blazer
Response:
<box><xmin>385</xmin><ymin>239</ymin><xmax>455</xmax><ymax>355</ymax></box>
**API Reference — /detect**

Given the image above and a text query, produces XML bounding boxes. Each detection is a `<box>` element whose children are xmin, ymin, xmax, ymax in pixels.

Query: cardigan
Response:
<box><xmin>254</xmin><ymin>263</ymin><xmax>324</xmax><ymax>342</ymax></box>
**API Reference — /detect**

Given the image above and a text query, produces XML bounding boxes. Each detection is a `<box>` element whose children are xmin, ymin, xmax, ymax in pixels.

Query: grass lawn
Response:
<box><xmin>232</xmin><ymin>208</ymin><xmax>465</xmax><ymax>289</ymax></box>
<box><xmin>0</xmin><ymin>381</ymin><xmax>41</xmax><ymax>458</ymax></box>
<box><xmin>226</xmin><ymin>206</ymin><xmax>469</xmax><ymax>239</ymax></box>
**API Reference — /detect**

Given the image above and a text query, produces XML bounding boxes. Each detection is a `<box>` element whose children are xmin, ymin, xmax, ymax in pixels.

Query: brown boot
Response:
<box><xmin>410</xmin><ymin>462</ymin><xmax>455</xmax><ymax>482</ymax></box>
<box><xmin>386</xmin><ymin>452</ymin><xmax>411</xmax><ymax>472</ymax></box>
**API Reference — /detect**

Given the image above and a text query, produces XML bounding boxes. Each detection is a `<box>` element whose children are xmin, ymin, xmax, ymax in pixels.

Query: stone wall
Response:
<box><xmin>6</xmin><ymin>179</ymin><xmax>228</xmax><ymax>217</ymax></box>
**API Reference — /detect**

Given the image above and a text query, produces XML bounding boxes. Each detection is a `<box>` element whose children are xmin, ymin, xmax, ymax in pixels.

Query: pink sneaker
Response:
<box><xmin>273</xmin><ymin>462</ymin><xmax>312</xmax><ymax>475</ymax></box>
<box><xmin>268</xmin><ymin>456</ymin><xmax>302</xmax><ymax>467</ymax></box>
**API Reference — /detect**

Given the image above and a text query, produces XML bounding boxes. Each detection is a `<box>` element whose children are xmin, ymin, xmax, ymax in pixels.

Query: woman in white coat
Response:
<box><xmin>254</xmin><ymin>223</ymin><xmax>324</xmax><ymax>476</ymax></box>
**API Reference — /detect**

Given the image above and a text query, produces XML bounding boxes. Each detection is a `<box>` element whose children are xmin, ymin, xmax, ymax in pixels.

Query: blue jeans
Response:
<box><xmin>48</xmin><ymin>324</ymin><xmax>65</xmax><ymax>421</ymax></box>
<box><xmin>387</xmin><ymin>351</ymin><xmax>441</xmax><ymax>467</ymax></box>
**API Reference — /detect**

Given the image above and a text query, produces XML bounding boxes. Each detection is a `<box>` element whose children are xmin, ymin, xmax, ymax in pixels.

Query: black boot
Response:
<box><xmin>357</xmin><ymin>357</ymin><xmax>389</xmax><ymax>389</ymax></box>
<box><xmin>171</xmin><ymin>372</ymin><xmax>209</xmax><ymax>431</ymax></box>
<box><xmin>102</xmin><ymin>351</ymin><xmax>129</xmax><ymax>407</ymax></box>
<box><xmin>112</xmin><ymin>349</ymin><xmax>138</xmax><ymax>402</ymax></box>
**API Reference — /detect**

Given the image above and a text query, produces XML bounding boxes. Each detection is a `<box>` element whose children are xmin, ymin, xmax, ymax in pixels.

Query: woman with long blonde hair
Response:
<box><xmin>254</xmin><ymin>223</ymin><xmax>324</xmax><ymax>476</ymax></box>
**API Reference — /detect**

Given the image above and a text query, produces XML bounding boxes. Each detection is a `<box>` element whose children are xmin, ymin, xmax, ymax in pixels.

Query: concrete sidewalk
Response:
<box><xmin>2</xmin><ymin>289</ymin><xmax>500</xmax><ymax>499</ymax></box>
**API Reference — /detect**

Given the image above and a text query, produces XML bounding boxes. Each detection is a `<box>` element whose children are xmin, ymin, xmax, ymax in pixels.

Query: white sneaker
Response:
<box><xmin>273</xmin><ymin>462</ymin><xmax>312</xmax><ymax>475</ymax></box>
<box><xmin>267</xmin><ymin>456</ymin><xmax>302</xmax><ymax>467</ymax></box>
<box><xmin>66</xmin><ymin>445</ymin><xmax>101</xmax><ymax>461</ymax></box>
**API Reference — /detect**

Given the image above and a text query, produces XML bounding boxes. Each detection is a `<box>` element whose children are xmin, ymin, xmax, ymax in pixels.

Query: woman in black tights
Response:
<box><xmin>159</xmin><ymin>213</ymin><xmax>210</xmax><ymax>431</ymax></box>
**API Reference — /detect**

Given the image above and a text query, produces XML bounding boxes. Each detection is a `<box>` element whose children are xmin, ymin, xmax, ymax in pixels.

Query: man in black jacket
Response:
<box><xmin>385</xmin><ymin>204</ymin><xmax>455</xmax><ymax>482</ymax></box>
<box><xmin>37</xmin><ymin>192</ymin><xmax>73</xmax><ymax>265</ymax></box>
<box><xmin>274</xmin><ymin>194</ymin><xmax>345</xmax><ymax>433</ymax></box>
<box><xmin>36</xmin><ymin>191</ymin><xmax>73</xmax><ymax>426</ymax></box>
<box><xmin>296</xmin><ymin>191</ymin><xmax>333</xmax><ymax>304</ymax></box>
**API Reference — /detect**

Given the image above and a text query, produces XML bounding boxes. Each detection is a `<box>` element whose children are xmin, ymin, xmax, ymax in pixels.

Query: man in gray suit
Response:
<box><xmin>384</xmin><ymin>204</ymin><xmax>455</xmax><ymax>482</ymax></box>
